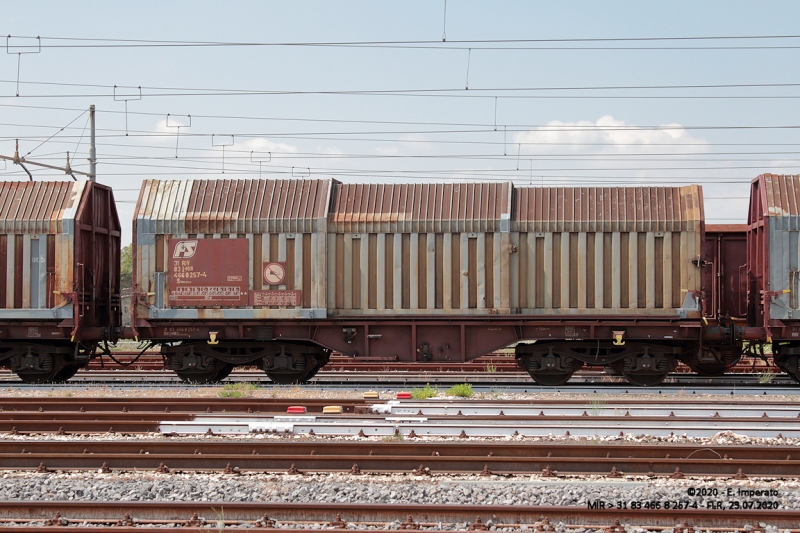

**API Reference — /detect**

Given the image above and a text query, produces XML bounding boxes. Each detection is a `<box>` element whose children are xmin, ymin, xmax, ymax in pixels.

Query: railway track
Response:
<box><xmin>5</xmin><ymin>439</ymin><xmax>800</xmax><ymax>477</ymax></box>
<box><xmin>1</xmin><ymin>397</ymin><xmax>799</xmax><ymax>437</ymax></box>
<box><xmin>1</xmin><ymin>397</ymin><xmax>799</xmax><ymax>531</ymax></box>
<box><xmin>0</xmin><ymin>501</ymin><xmax>796</xmax><ymax>531</ymax></box>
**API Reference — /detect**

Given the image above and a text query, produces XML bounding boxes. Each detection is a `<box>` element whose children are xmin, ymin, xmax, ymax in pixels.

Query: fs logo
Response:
<box><xmin>173</xmin><ymin>240</ymin><xmax>198</xmax><ymax>259</ymax></box>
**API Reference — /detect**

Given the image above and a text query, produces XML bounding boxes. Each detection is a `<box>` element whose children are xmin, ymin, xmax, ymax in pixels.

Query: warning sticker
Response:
<box><xmin>250</xmin><ymin>290</ymin><xmax>301</xmax><ymax>307</ymax></box>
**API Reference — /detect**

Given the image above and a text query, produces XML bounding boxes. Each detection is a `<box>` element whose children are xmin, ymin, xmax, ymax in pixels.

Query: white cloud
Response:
<box><xmin>373</xmin><ymin>145</ymin><xmax>401</xmax><ymax>156</ymax></box>
<box><xmin>239</xmin><ymin>137</ymin><xmax>298</xmax><ymax>154</ymax></box>
<box><xmin>154</xmin><ymin>117</ymin><xmax>189</xmax><ymax>132</ymax></box>
<box><xmin>513</xmin><ymin>115</ymin><xmax>708</xmax><ymax>155</ymax></box>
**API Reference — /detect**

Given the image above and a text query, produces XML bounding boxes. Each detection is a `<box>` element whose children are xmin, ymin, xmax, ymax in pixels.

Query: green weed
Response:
<box><xmin>446</xmin><ymin>383</ymin><xmax>474</xmax><ymax>398</ymax></box>
<box><xmin>757</xmin><ymin>371</ymin><xmax>776</xmax><ymax>384</ymax></box>
<box><xmin>218</xmin><ymin>382</ymin><xmax>257</xmax><ymax>398</ymax></box>
<box><xmin>411</xmin><ymin>383</ymin><xmax>439</xmax><ymax>400</ymax></box>
<box><xmin>588</xmin><ymin>395</ymin><xmax>606</xmax><ymax>416</ymax></box>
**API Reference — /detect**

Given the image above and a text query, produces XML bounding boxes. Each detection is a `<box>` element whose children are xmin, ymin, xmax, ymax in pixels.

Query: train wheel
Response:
<box><xmin>51</xmin><ymin>365</ymin><xmax>80</xmax><ymax>383</ymax></box>
<box><xmin>773</xmin><ymin>348</ymin><xmax>800</xmax><ymax>384</ymax></box>
<box><xmin>264</xmin><ymin>351</ymin><xmax>328</xmax><ymax>385</ymax></box>
<box><xmin>303</xmin><ymin>365</ymin><xmax>322</xmax><ymax>381</ymax></box>
<box><xmin>517</xmin><ymin>348</ymin><xmax>583</xmax><ymax>387</ymax></box>
<box><xmin>528</xmin><ymin>370</ymin><xmax>574</xmax><ymax>386</ymax></box>
<box><xmin>265</xmin><ymin>369</ymin><xmax>312</xmax><ymax>385</ymax></box>
<box><xmin>687</xmin><ymin>362</ymin><xmax>727</xmax><ymax>377</ymax></box>
<box><xmin>13</xmin><ymin>352</ymin><xmax>60</xmax><ymax>383</ymax></box>
<box><xmin>174</xmin><ymin>359</ymin><xmax>232</xmax><ymax>384</ymax></box>
<box><xmin>620</xmin><ymin>370</ymin><xmax>669</xmax><ymax>387</ymax></box>
<box><xmin>612</xmin><ymin>350</ymin><xmax>675</xmax><ymax>387</ymax></box>
<box><xmin>15</xmin><ymin>369</ymin><xmax>60</xmax><ymax>383</ymax></box>
<box><xmin>214</xmin><ymin>363</ymin><xmax>235</xmax><ymax>382</ymax></box>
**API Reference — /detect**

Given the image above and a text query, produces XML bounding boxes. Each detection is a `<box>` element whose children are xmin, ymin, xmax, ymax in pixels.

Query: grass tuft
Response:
<box><xmin>218</xmin><ymin>382</ymin><xmax>257</xmax><ymax>398</ymax></box>
<box><xmin>757</xmin><ymin>371</ymin><xmax>776</xmax><ymax>384</ymax></box>
<box><xmin>446</xmin><ymin>383</ymin><xmax>474</xmax><ymax>398</ymax></box>
<box><xmin>588</xmin><ymin>395</ymin><xmax>606</xmax><ymax>416</ymax></box>
<box><xmin>411</xmin><ymin>383</ymin><xmax>439</xmax><ymax>400</ymax></box>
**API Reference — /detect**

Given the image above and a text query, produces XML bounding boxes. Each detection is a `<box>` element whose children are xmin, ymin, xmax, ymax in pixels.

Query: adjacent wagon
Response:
<box><xmin>0</xmin><ymin>181</ymin><xmax>121</xmax><ymax>382</ymax></box>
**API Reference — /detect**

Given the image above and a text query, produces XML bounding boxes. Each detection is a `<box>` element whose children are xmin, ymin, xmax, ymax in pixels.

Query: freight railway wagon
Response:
<box><xmin>749</xmin><ymin>174</ymin><xmax>800</xmax><ymax>382</ymax></box>
<box><xmin>0</xmin><ymin>181</ymin><xmax>122</xmax><ymax>382</ymax></box>
<box><xmin>132</xmin><ymin>178</ymin><xmax>741</xmax><ymax>387</ymax></box>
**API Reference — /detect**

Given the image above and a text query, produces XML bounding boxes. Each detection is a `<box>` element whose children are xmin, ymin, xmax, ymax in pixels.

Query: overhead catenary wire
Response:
<box><xmin>9</xmin><ymin>33</ymin><xmax>800</xmax><ymax>50</ymax></box>
<box><xmin>17</xmin><ymin>109</ymin><xmax>87</xmax><ymax>158</ymax></box>
<box><xmin>8</xmin><ymin>79</ymin><xmax>800</xmax><ymax>101</ymax></box>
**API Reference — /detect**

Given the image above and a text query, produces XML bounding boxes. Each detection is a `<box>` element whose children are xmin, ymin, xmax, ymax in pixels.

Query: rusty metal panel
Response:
<box><xmin>703</xmin><ymin>225</ymin><xmax>747</xmax><ymax>319</ymax></box>
<box><xmin>0</xmin><ymin>181</ymin><xmax>89</xmax><ymax>316</ymax></box>
<box><xmin>748</xmin><ymin>174</ymin><xmax>800</xmax><ymax>322</ymax></box>
<box><xmin>511</xmin><ymin>186</ymin><xmax>703</xmax><ymax>317</ymax></box>
<box><xmin>512</xmin><ymin>185</ymin><xmax>702</xmax><ymax>232</ymax></box>
<box><xmin>0</xmin><ymin>181</ymin><xmax>85</xmax><ymax>235</ymax></box>
<box><xmin>169</xmin><ymin>238</ymin><xmax>249</xmax><ymax>307</ymax></box>
<box><xmin>327</xmin><ymin>182</ymin><xmax>513</xmax><ymax>316</ymax></box>
<box><xmin>134</xmin><ymin>179</ymin><xmax>334</xmax><ymax>236</ymax></box>
<box><xmin>133</xmin><ymin>179</ymin><xmax>331</xmax><ymax>321</ymax></box>
<box><xmin>328</xmin><ymin>229</ymin><xmax>510</xmax><ymax>316</ymax></box>
<box><xmin>329</xmin><ymin>182</ymin><xmax>513</xmax><ymax>233</ymax></box>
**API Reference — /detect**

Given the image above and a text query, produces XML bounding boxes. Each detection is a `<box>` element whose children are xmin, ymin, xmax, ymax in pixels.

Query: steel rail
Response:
<box><xmin>0</xmin><ymin>397</ymin><xmax>368</xmax><ymax>412</ymax></box>
<box><xmin>1</xmin><ymin>410</ymin><xmax>800</xmax><ymax>435</ymax></box>
<box><xmin>1</xmin><ymin>394</ymin><xmax>798</xmax><ymax>440</ymax></box>
<box><xmin>3</xmin><ymin>440</ymin><xmax>800</xmax><ymax>476</ymax></box>
<box><xmin>0</xmin><ymin>501</ymin><xmax>796</xmax><ymax>529</ymax></box>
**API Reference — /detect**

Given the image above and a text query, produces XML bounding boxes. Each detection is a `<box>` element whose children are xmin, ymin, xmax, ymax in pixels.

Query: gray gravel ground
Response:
<box><xmin>4</xmin><ymin>429</ymin><xmax>800</xmax><ymax>448</ymax></box>
<box><xmin>0</xmin><ymin>470</ymin><xmax>796</xmax><ymax>506</ymax></box>
<box><xmin>0</xmin><ymin>471</ymin><xmax>796</xmax><ymax>532</ymax></box>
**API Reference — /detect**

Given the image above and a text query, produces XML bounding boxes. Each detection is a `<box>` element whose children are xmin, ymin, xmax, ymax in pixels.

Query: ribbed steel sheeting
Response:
<box><xmin>135</xmin><ymin>179</ymin><xmax>333</xmax><ymax>236</ymax></box>
<box><xmin>133</xmin><ymin>179</ymin><xmax>334</xmax><ymax>319</ymax></box>
<box><xmin>327</xmin><ymin>182</ymin><xmax>513</xmax><ymax>315</ymax></box>
<box><xmin>512</xmin><ymin>186</ymin><xmax>702</xmax><ymax>233</ymax></box>
<box><xmin>0</xmin><ymin>181</ymin><xmax>85</xmax><ymax>235</ymax></box>
<box><xmin>748</xmin><ymin>174</ymin><xmax>800</xmax><ymax>321</ymax></box>
<box><xmin>0</xmin><ymin>181</ymin><xmax>85</xmax><ymax>313</ymax></box>
<box><xmin>509</xmin><ymin>185</ymin><xmax>703</xmax><ymax>315</ymax></box>
<box><xmin>328</xmin><ymin>182</ymin><xmax>512</xmax><ymax>233</ymax></box>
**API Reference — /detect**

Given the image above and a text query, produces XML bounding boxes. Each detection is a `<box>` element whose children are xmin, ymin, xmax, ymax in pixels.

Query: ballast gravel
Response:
<box><xmin>0</xmin><ymin>472</ymin><xmax>795</xmax><ymax>531</ymax></box>
<box><xmin>2</xmin><ymin>383</ymin><xmax>800</xmax><ymax>404</ymax></box>
<box><xmin>4</xmin><ymin>429</ymin><xmax>800</xmax><ymax>449</ymax></box>
<box><xmin>0</xmin><ymin>470</ymin><xmax>795</xmax><ymax>506</ymax></box>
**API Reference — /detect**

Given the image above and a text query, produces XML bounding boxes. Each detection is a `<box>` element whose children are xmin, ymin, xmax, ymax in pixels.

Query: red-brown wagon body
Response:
<box><xmin>131</xmin><ymin>179</ymin><xmax>721</xmax><ymax>386</ymax></box>
<box><xmin>0</xmin><ymin>181</ymin><xmax>121</xmax><ymax>382</ymax></box>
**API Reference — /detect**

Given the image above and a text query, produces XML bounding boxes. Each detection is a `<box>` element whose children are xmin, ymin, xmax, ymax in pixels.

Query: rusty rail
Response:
<box><xmin>3</xmin><ymin>439</ymin><xmax>800</xmax><ymax>477</ymax></box>
<box><xmin>0</xmin><ymin>501</ymin><xmax>796</xmax><ymax>529</ymax></box>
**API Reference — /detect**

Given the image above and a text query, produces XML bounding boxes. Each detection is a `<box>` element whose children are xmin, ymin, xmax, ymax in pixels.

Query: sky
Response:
<box><xmin>2</xmin><ymin>1</ymin><xmax>800</xmax><ymax>244</ymax></box>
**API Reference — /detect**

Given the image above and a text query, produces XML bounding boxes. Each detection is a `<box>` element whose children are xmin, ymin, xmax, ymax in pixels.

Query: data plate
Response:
<box><xmin>250</xmin><ymin>290</ymin><xmax>301</xmax><ymax>307</ymax></box>
<box><xmin>169</xmin><ymin>238</ymin><xmax>248</xmax><ymax>307</ymax></box>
